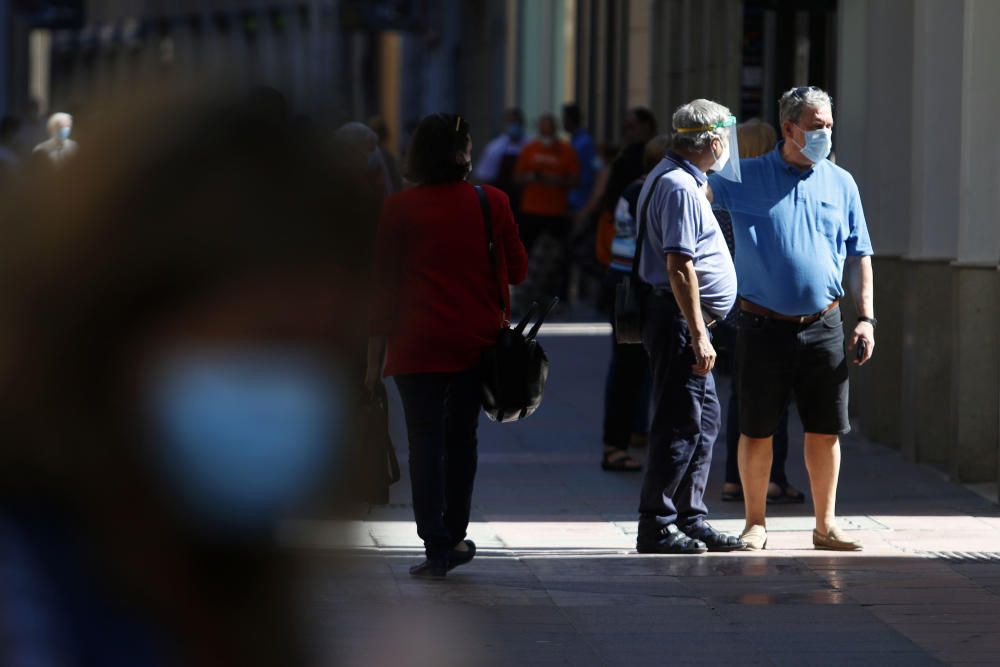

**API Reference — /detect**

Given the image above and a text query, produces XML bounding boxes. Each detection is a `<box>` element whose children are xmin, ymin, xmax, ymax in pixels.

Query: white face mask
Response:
<box><xmin>791</xmin><ymin>126</ymin><xmax>832</xmax><ymax>164</ymax></box>
<box><xmin>710</xmin><ymin>138</ymin><xmax>730</xmax><ymax>173</ymax></box>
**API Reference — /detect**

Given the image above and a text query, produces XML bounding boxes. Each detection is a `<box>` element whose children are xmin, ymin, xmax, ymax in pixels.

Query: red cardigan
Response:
<box><xmin>372</xmin><ymin>182</ymin><xmax>528</xmax><ymax>377</ymax></box>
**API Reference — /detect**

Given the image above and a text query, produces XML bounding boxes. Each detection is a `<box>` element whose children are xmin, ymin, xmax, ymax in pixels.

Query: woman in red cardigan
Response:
<box><xmin>367</xmin><ymin>113</ymin><xmax>528</xmax><ymax>578</ymax></box>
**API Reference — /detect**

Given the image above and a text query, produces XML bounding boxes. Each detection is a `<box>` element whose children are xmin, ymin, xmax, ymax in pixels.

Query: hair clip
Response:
<box><xmin>455</xmin><ymin>115</ymin><xmax>462</xmax><ymax>132</ymax></box>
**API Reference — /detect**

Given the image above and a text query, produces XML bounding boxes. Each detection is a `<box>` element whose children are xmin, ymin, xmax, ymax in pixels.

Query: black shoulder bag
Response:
<box><xmin>474</xmin><ymin>186</ymin><xmax>558</xmax><ymax>423</ymax></box>
<box><xmin>613</xmin><ymin>179</ymin><xmax>658</xmax><ymax>344</ymax></box>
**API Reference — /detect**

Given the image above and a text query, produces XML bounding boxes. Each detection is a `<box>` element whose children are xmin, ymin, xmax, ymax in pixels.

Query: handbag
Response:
<box><xmin>474</xmin><ymin>185</ymin><xmax>558</xmax><ymax>423</ymax></box>
<box><xmin>358</xmin><ymin>380</ymin><xmax>400</xmax><ymax>505</ymax></box>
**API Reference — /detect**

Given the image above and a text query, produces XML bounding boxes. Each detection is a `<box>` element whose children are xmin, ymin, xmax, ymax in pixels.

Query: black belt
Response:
<box><xmin>650</xmin><ymin>288</ymin><xmax>719</xmax><ymax>329</ymax></box>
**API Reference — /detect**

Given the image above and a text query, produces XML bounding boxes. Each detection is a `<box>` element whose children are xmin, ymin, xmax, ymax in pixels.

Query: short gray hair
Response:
<box><xmin>671</xmin><ymin>99</ymin><xmax>731</xmax><ymax>151</ymax></box>
<box><xmin>778</xmin><ymin>86</ymin><xmax>833</xmax><ymax>126</ymax></box>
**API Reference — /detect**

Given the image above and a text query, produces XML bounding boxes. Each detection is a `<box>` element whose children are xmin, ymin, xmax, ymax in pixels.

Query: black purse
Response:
<box><xmin>474</xmin><ymin>186</ymin><xmax>557</xmax><ymax>423</ymax></box>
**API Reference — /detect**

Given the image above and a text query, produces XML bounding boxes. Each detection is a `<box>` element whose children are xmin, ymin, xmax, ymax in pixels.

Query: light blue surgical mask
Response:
<box><xmin>793</xmin><ymin>126</ymin><xmax>832</xmax><ymax>164</ymax></box>
<box><xmin>505</xmin><ymin>123</ymin><xmax>523</xmax><ymax>142</ymax></box>
<box><xmin>57</xmin><ymin>126</ymin><xmax>71</xmax><ymax>142</ymax></box>
<box><xmin>146</xmin><ymin>348</ymin><xmax>347</xmax><ymax>535</ymax></box>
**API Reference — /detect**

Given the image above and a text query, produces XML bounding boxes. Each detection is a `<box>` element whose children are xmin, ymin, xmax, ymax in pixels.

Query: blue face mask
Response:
<box><xmin>57</xmin><ymin>126</ymin><xmax>71</xmax><ymax>142</ymax></box>
<box><xmin>793</xmin><ymin>126</ymin><xmax>832</xmax><ymax>164</ymax></box>
<box><xmin>146</xmin><ymin>348</ymin><xmax>346</xmax><ymax>535</ymax></box>
<box><xmin>505</xmin><ymin>123</ymin><xmax>524</xmax><ymax>142</ymax></box>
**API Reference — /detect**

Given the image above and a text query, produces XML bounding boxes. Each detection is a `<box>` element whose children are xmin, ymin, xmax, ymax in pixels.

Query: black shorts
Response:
<box><xmin>736</xmin><ymin>305</ymin><xmax>850</xmax><ymax>438</ymax></box>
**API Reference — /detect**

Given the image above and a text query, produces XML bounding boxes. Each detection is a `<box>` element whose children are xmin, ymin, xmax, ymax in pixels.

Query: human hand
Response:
<box><xmin>691</xmin><ymin>332</ymin><xmax>717</xmax><ymax>376</ymax></box>
<box><xmin>850</xmin><ymin>321</ymin><xmax>875</xmax><ymax>365</ymax></box>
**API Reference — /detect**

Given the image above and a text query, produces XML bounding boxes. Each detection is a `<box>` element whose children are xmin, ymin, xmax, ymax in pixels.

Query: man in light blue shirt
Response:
<box><xmin>634</xmin><ymin>99</ymin><xmax>745</xmax><ymax>555</ymax></box>
<box><xmin>709</xmin><ymin>86</ymin><xmax>876</xmax><ymax>552</ymax></box>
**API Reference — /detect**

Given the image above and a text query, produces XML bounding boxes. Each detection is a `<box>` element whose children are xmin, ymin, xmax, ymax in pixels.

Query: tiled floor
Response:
<box><xmin>294</xmin><ymin>334</ymin><xmax>1000</xmax><ymax>666</ymax></box>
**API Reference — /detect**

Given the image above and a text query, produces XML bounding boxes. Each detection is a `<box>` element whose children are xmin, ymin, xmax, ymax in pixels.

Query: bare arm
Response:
<box><xmin>845</xmin><ymin>255</ymin><xmax>875</xmax><ymax>364</ymax></box>
<box><xmin>666</xmin><ymin>253</ymin><xmax>715</xmax><ymax>375</ymax></box>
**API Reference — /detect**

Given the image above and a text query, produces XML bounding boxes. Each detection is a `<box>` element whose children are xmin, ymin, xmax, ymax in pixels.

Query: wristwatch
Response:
<box><xmin>857</xmin><ymin>315</ymin><xmax>877</xmax><ymax>328</ymax></box>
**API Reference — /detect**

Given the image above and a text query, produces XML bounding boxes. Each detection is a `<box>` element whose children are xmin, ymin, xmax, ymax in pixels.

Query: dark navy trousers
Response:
<box><xmin>395</xmin><ymin>368</ymin><xmax>481</xmax><ymax>561</ymax></box>
<box><xmin>638</xmin><ymin>292</ymin><xmax>721</xmax><ymax>535</ymax></box>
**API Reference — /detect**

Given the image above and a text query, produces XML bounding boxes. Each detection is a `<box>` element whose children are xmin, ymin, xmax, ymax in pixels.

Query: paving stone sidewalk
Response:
<box><xmin>291</xmin><ymin>334</ymin><xmax>1000</xmax><ymax>666</ymax></box>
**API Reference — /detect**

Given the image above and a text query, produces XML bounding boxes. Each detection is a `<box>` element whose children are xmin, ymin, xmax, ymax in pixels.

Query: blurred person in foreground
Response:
<box><xmin>367</xmin><ymin>113</ymin><xmax>528</xmax><ymax>579</ymax></box>
<box><xmin>368</xmin><ymin>115</ymin><xmax>404</xmax><ymax>194</ymax></box>
<box><xmin>713</xmin><ymin>119</ymin><xmax>803</xmax><ymax>506</ymax></box>
<box><xmin>598</xmin><ymin>134</ymin><xmax>671</xmax><ymax>472</ymax></box>
<box><xmin>634</xmin><ymin>100</ymin><xmax>746</xmax><ymax>555</ymax></box>
<box><xmin>709</xmin><ymin>86</ymin><xmax>875</xmax><ymax>551</ymax></box>
<box><xmin>32</xmin><ymin>111</ymin><xmax>78</xmax><ymax>166</ymax></box>
<box><xmin>0</xmin><ymin>90</ymin><xmax>377</xmax><ymax>666</ymax></box>
<box><xmin>335</xmin><ymin>121</ymin><xmax>392</xmax><ymax>202</ymax></box>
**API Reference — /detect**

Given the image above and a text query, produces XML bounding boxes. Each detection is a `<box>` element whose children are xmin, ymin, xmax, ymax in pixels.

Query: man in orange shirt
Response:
<box><xmin>514</xmin><ymin>114</ymin><xmax>579</xmax><ymax>300</ymax></box>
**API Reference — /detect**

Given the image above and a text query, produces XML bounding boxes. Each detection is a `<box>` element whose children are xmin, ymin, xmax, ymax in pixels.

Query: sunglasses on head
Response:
<box><xmin>791</xmin><ymin>86</ymin><xmax>820</xmax><ymax>99</ymax></box>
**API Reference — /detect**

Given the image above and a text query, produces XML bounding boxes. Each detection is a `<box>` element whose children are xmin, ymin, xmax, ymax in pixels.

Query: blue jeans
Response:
<box><xmin>638</xmin><ymin>293</ymin><xmax>721</xmax><ymax>534</ymax></box>
<box><xmin>395</xmin><ymin>368</ymin><xmax>481</xmax><ymax>560</ymax></box>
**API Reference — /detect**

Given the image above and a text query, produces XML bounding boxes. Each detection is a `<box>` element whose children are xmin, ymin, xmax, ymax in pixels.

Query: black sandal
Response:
<box><xmin>602</xmin><ymin>447</ymin><xmax>642</xmax><ymax>472</ymax></box>
<box><xmin>636</xmin><ymin>524</ymin><xmax>707</xmax><ymax>554</ymax></box>
<box><xmin>721</xmin><ymin>486</ymin><xmax>744</xmax><ymax>502</ymax></box>
<box><xmin>684</xmin><ymin>522</ymin><xmax>748</xmax><ymax>552</ymax></box>
<box><xmin>767</xmin><ymin>483</ymin><xmax>806</xmax><ymax>505</ymax></box>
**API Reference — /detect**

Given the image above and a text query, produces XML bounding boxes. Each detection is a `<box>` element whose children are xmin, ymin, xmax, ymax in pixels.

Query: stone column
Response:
<box><xmin>952</xmin><ymin>0</ymin><xmax>1000</xmax><ymax>488</ymax></box>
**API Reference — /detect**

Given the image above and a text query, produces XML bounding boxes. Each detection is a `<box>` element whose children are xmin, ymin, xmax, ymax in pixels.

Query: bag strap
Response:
<box><xmin>631</xmin><ymin>157</ymin><xmax>684</xmax><ymax>283</ymax></box>
<box><xmin>474</xmin><ymin>185</ymin><xmax>508</xmax><ymax>318</ymax></box>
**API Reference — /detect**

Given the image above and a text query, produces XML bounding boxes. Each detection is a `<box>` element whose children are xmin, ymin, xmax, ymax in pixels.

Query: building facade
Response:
<box><xmin>836</xmin><ymin>0</ymin><xmax>1000</xmax><ymax>500</ymax></box>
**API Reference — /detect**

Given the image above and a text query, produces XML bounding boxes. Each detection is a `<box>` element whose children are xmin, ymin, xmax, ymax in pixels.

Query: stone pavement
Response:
<box><xmin>287</xmin><ymin>332</ymin><xmax>1000</xmax><ymax>666</ymax></box>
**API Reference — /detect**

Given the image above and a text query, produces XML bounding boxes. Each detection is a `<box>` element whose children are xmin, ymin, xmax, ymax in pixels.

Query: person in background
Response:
<box><xmin>368</xmin><ymin>115</ymin><xmax>404</xmax><ymax>194</ymax></box>
<box><xmin>602</xmin><ymin>108</ymin><xmax>658</xmax><ymax>219</ymax></box>
<box><xmin>714</xmin><ymin>119</ymin><xmax>804</xmax><ymax>506</ymax></box>
<box><xmin>32</xmin><ymin>112</ymin><xmax>78</xmax><ymax>166</ymax></box>
<box><xmin>562</xmin><ymin>103</ymin><xmax>596</xmax><ymax>216</ymax></box>
<box><xmin>368</xmin><ymin>113</ymin><xmax>528</xmax><ymax>579</ymax></box>
<box><xmin>709</xmin><ymin>86</ymin><xmax>875</xmax><ymax>552</ymax></box>
<box><xmin>599</xmin><ymin>134</ymin><xmax>671</xmax><ymax>472</ymax></box>
<box><xmin>514</xmin><ymin>113</ymin><xmax>579</xmax><ymax>302</ymax></box>
<box><xmin>591</xmin><ymin>109</ymin><xmax>658</xmax><ymax>282</ymax></box>
<box><xmin>475</xmin><ymin>107</ymin><xmax>527</xmax><ymax>207</ymax></box>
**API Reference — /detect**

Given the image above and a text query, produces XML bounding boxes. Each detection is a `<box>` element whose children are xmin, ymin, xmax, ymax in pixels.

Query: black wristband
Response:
<box><xmin>857</xmin><ymin>315</ymin><xmax>877</xmax><ymax>328</ymax></box>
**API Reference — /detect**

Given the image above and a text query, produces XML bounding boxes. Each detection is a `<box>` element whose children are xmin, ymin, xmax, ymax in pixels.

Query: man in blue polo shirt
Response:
<box><xmin>634</xmin><ymin>99</ymin><xmax>746</xmax><ymax>555</ymax></box>
<box><xmin>709</xmin><ymin>86</ymin><xmax>876</xmax><ymax>552</ymax></box>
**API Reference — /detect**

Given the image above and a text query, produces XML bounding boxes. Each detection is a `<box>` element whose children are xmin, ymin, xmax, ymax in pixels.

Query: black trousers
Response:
<box><xmin>395</xmin><ymin>368</ymin><xmax>481</xmax><ymax>560</ymax></box>
<box><xmin>638</xmin><ymin>293</ymin><xmax>721</xmax><ymax>534</ymax></box>
<box><xmin>602</xmin><ymin>270</ymin><xmax>650</xmax><ymax>449</ymax></box>
<box><xmin>724</xmin><ymin>354</ymin><xmax>791</xmax><ymax>487</ymax></box>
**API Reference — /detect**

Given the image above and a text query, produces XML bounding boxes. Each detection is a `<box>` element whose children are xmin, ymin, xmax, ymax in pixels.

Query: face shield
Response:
<box><xmin>675</xmin><ymin>115</ymin><xmax>741</xmax><ymax>182</ymax></box>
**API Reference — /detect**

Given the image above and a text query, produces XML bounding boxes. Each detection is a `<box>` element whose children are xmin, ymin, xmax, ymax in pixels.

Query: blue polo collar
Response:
<box><xmin>771</xmin><ymin>141</ymin><xmax>827</xmax><ymax>177</ymax></box>
<box><xmin>665</xmin><ymin>150</ymin><xmax>708</xmax><ymax>185</ymax></box>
